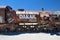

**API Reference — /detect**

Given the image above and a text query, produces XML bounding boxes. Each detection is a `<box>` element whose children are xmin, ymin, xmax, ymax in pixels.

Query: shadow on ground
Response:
<box><xmin>0</xmin><ymin>31</ymin><xmax>60</xmax><ymax>36</ymax></box>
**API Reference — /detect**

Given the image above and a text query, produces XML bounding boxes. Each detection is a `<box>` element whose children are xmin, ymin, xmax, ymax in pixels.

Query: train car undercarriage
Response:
<box><xmin>0</xmin><ymin>23</ymin><xmax>60</xmax><ymax>33</ymax></box>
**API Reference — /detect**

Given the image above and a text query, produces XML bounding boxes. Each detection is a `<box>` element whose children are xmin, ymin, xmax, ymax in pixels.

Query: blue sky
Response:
<box><xmin>0</xmin><ymin>0</ymin><xmax>60</xmax><ymax>11</ymax></box>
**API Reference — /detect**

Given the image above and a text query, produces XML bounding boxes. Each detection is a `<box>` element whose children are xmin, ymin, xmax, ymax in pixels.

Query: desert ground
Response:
<box><xmin>0</xmin><ymin>32</ymin><xmax>60</xmax><ymax>40</ymax></box>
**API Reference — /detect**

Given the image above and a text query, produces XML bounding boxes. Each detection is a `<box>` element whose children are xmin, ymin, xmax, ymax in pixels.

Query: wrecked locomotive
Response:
<box><xmin>0</xmin><ymin>6</ymin><xmax>60</xmax><ymax>32</ymax></box>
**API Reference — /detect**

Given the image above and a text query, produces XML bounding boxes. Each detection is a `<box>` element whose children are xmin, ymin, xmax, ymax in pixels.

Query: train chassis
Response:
<box><xmin>0</xmin><ymin>23</ymin><xmax>59</xmax><ymax>33</ymax></box>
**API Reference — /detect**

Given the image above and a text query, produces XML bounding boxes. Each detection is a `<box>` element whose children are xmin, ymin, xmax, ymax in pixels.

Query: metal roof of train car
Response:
<box><xmin>16</xmin><ymin>11</ymin><xmax>39</xmax><ymax>14</ymax></box>
<box><xmin>0</xmin><ymin>6</ymin><xmax>12</xmax><ymax>9</ymax></box>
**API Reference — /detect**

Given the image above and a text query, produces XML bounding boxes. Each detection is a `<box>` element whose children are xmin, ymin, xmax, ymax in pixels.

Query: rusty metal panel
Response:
<box><xmin>0</xmin><ymin>6</ymin><xmax>13</xmax><ymax>23</ymax></box>
<box><xmin>0</xmin><ymin>8</ymin><xmax>6</xmax><ymax>23</ymax></box>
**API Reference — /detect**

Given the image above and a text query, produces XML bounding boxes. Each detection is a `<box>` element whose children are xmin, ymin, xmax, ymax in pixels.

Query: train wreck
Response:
<box><xmin>0</xmin><ymin>6</ymin><xmax>60</xmax><ymax>33</ymax></box>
